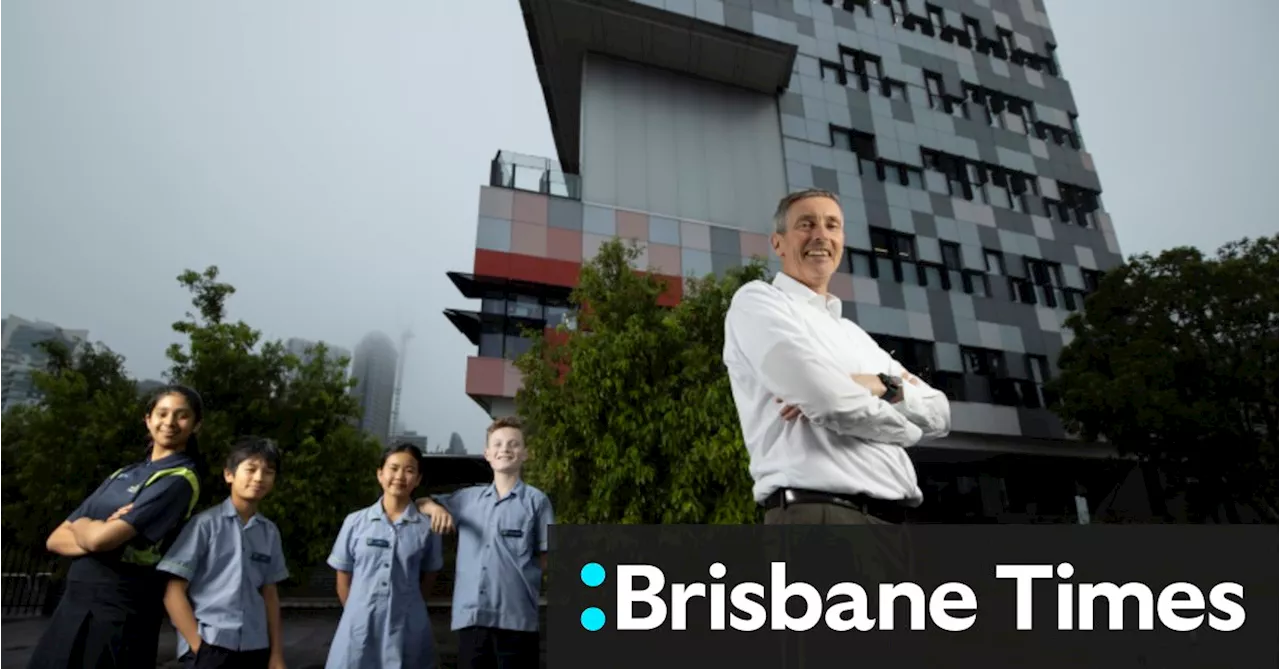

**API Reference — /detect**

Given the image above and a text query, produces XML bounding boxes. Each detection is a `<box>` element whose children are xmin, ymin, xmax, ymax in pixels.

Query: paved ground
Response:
<box><xmin>2</xmin><ymin>606</ymin><xmax>548</xmax><ymax>668</ymax></box>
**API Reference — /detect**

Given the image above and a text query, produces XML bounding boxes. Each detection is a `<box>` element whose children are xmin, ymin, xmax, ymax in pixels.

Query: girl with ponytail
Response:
<box><xmin>29</xmin><ymin>384</ymin><xmax>206</xmax><ymax>669</ymax></box>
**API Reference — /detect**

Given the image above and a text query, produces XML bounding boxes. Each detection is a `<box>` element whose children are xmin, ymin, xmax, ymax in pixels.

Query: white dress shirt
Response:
<box><xmin>723</xmin><ymin>272</ymin><xmax>952</xmax><ymax>506</ymax></box>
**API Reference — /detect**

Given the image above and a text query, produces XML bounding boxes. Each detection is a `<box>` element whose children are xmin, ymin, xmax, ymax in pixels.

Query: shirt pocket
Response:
<box><xmin>356</xmin><ymin>534</ymin><xmax>394</xmax><ymax>574</ymax></box>
<box><xmin>497</xmin><ymin>519</ymin><xmax>535</xmax><ymax>558</ymax></box>
<box><xmin>247</xmin><ymin>549</ymin><xmax>274</xmax><ymax>588</ymax></box>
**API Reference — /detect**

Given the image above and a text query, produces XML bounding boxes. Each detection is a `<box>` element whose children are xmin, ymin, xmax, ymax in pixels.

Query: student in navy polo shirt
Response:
<box><xmin>29</xmin><ymin>384</ymin><xmax>206</xmax><ymax>669</ymax></box>
<box><xmin>159</xmin><ymin>436</ymin><xmax>289</xmax><ymax>669</ymax></box>
<box><xmin>417</xmin><ymin>416</ymin><xmax>555</xmax><ymax>669</ymax></box>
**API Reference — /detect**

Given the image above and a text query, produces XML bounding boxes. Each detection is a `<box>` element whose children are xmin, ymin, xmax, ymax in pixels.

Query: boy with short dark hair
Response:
<box><xmin>159</xmin><ymin>437</ymin><xmax>288</xmax><ymax>669</ymax></box>
<box><xmin>417</xmin><ymin>416</ymin><xmax>555</xmax><ymax>669</ymax></box>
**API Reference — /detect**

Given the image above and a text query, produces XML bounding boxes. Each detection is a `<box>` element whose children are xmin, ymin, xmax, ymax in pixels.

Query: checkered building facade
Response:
<box><xmin>447</xmin><ymin>0</ymin><xmax>1137</xmax><ymax>520</ymax></box>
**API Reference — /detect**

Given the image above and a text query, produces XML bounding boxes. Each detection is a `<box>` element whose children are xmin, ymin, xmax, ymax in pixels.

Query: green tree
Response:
<box><xmin>2</xmin><ymin>341</ymin><xmax>148</xmax><ymax>556</ymax></box>
<box><xmin>2</xmin><ymin>266</ymin><xmax>383</xmax><ymax>584</ymax></box>
<box><xmin>514</xmin><ymin>239</ymin><xmax>767</xmax><ymax>524</ymax></box>
<box><xmin>1048</xmin><ymin>236</ymin><xmax>1278</xmax><ymax>522</ymax></box>
<box><xmin>164</xmin><ymin>266</ymin><xmax>383</xmax><ymax>575</ymax></box>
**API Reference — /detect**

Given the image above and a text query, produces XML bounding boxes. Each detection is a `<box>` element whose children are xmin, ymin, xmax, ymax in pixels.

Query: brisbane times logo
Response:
<box><xmin>575</xmin><ymin>561</ymin><xmax>1248</xmax><ymax>633</ymax></box>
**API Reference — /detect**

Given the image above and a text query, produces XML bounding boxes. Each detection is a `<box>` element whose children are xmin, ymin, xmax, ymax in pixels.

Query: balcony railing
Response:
<box><xmin>490</xmin><ymin>150</ymin><xmax>581</xmax><ymax>200</ymax></box>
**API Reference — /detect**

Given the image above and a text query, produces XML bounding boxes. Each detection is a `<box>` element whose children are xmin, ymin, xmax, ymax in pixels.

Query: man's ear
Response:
<box><xmin>770</xmin><ymin>232</ymin><xmax>784</xmax><ymax>256</ymax></box>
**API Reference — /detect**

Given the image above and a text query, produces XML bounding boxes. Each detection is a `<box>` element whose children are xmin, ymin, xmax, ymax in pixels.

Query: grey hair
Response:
<box><xmin>772</xmin><ymin>188</ymin><xmax>841</xmax><ymax>234</ymax></box>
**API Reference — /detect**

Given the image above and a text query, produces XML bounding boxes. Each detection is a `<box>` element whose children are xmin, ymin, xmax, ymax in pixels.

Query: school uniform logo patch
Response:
<box><xmin>500</xmin><ymin>529</ymin><xmax>524</xmax><ymax>538</ymax></box>
<box><xmin>250</xmin><ymin>552</ymin><xmax>272</xmax><ymax>564</ymax></box>
<box><xmin>366</xmin><ymin>538</ymin><xmax>391</xmax><ymax>548</ymax></box>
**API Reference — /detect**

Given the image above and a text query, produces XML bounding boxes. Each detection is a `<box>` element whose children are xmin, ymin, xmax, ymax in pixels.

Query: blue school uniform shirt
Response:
<box><xmin>325</xmin><ymin>498</ymin><xmax>444</xmax><ymax>669</ymax></box>
<box><xmin>157</xmin><ymin>497</ymin><xmax>289</xmax><ymax>658</ymax></box>
<box><xmin>436</xmin><ymin>480</ymin><xmax>554</xmax><ymax>633</ymax></box>
<box><xmin>65</xmin><ymin>451</ymin><xmax>199</xmax><ymax>591</ymax></box>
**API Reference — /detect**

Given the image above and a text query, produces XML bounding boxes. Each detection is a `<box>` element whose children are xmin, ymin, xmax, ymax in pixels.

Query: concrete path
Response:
<box><xmin>3</xmin><ymin>607</ymin><xmax>547</xmax><ymax>668</ymax></box>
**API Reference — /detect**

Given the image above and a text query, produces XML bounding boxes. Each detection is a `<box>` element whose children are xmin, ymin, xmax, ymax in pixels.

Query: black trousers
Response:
<box><xmin>27</xmin><ymin>581</ymin><xmax>163</xmax><ymax>669</ymax></box>
<box><xmin>181</xmin><ymin>643</ymin><xmax>271</xmax><ymax>669</ymax></box>
<box><xmin>456</xmin><ymin>626</ymin><xmax>540</xmax><ymax>669</ymax></box>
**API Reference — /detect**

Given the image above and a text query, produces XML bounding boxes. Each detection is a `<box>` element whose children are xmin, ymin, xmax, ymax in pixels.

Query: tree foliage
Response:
<box><xmin>2</xmin><ymin>266</ymin><xmax>384</xmax><ymax>581</ymax></box>
<box><xmin>2</xmin><ymin>341</ymin><xmax>148</xmax><ymax>555</ymax></box>
<box><xmin>164</xmin><ymin>267</ymin><xmax>384</xmax><ymax>573</ymax></box>
<box><xmin>1048</xmin><ymin>236</ymin><xmax>1278</xmax><ymax>521</ymax></box>
<box><xmin>514</xmin><ymin>239</ymin><xmax>768</xmax><ymax>524</ymax></box>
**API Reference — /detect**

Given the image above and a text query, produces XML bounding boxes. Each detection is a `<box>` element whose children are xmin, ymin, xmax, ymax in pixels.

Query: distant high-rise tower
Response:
<box><xmin>447</xmin><ymin>432</ymin><xmax>467</xmax><ymax>455</ymax></box>
<box><xmin>2</xmin><ymin>315</ymin><xmax>89</xmax><ymax>412</ymax></box>
<box><xmin>350</xmin><ymin>331</ymin><xmax>398</xmax><ymax>444</ymax></box>
<box><xmin>285</xmin><ymin>337</ymin><xmax>352</xmax><ymax>376</ymax></box>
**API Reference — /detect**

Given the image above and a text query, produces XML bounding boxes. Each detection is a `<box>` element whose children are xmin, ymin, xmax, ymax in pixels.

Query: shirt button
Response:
<box><xmin>383</xmin><ymin>563</ymin><xmax>390</xmax><ymax>568</ymax></box>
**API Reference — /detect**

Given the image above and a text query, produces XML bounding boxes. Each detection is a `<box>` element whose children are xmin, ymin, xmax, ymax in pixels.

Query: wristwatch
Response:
<box><xmin>877</xmin><ymin>373</ymin><xmax>903</xmax><ymax>403</ymax></box>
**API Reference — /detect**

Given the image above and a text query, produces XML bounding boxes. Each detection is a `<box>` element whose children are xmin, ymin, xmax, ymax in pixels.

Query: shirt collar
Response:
<box><xmin>145</xmin><ymin>450</ymin><xmax>194</xmax><ymax>471</ymax></box>
<box><xmin>218</xmin><ymin>497</ymin><xmax>262</xmax><ymax>528</ymax></box>
<box><xmin>480</xmin><ymin>480</ymin><xmax>526</xmax><ymax>500</ymax></box>
<box><xmin>365</xmin><ymin>497</ymin><xmax>423</xmax><ymax>524</ymax></box>
<box><xmin>772</xmin><ymin>272</ymin><xmax>843</xmax><ymax>319</ymax></box>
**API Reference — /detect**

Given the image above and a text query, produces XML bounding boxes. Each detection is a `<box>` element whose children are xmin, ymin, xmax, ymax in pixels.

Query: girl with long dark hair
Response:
<box><xmin>28</xmin><ymin>384</ymin><xmax>206</xmax><ymax>669</ymax></box>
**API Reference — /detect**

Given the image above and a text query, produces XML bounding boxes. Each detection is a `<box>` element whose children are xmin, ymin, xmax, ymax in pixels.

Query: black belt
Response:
<box><xmin>762</xmin><ymin>487</ymin><xmax>909</xmax><ymax>522</ymax></box>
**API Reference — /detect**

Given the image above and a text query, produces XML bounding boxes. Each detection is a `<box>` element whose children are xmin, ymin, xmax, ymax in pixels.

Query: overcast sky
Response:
<box><xmin>3</xmin><ymin>1</ymin><xmax>1276</xmax><ymax>452</ymax></box>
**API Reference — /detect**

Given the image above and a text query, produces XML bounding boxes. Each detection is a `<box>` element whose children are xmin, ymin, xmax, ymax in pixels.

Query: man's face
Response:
<box><xmin>771</xmin><ymin>196</ymin><xmax>845</xmax><ymax>292</ymax></box>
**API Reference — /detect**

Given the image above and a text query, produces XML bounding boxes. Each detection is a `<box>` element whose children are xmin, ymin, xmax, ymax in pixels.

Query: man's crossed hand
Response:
<box><xmin>775</xmin><ymin>372</ymin><xmax>921</xmax><ymax>420</ymax></box>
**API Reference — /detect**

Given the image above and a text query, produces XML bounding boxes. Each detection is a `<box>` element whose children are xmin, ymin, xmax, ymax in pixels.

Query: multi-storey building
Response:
<box><xmin>351</xmin><ymin>331</ymin><xmax>398</xmax><ymax>444</ymax></box>
<box><xmin>2</xmin><ymin>315</ymin><xmax>88</xmax><ymax>412</ymax></box>
<box><xmin>444</xmin><ymin>0</ymin><xmax>1159</xmax><ymax>522</ymax></box>
<box><xmin>285</xmin><ymin>337</ymin><xmax>353</xmax><ymax>376</ymax></box>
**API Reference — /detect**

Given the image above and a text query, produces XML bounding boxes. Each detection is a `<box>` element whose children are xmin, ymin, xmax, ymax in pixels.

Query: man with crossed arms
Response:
<box><xmin>724</xmin><ymin>188</ymin><xmax>952</xmax><ymax>525</ymax></box>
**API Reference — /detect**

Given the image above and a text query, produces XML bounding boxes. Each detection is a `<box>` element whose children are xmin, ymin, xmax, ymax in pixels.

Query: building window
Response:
<box><xmin>925</xmin><ymin>4</ymin><xmax>945</xmax><ymax>37</ymax></box>
<box><xmin>983</xmin><ymin>250</ymin><xmax>1005</xmax><ymax>276</ymax></box>
<box><xmin>1024</xmin><ymin>354</ymin><xmax>1053</xmax><ymax>408</ymax></box>
<box><xmin>871</xmin><ymin>334</ymin><xmax>937</xmax><ymax>380</ymax></box>
<box><xmin>1067</xmin><ymin>113</ymin><xmax>1082</xmax><ymax>148</ymax></box>
<box><xmin>506</xmin><ymin>294</ymin><xmax>543</xmax><ymax>320</ymax></box>
<box><xmin>841</xmin><ymin>47</ymin><xmax>882</xmax><ymax>92</ymax></box>
<box><xmin>545</xmin><ymin>303</ymin><xmax>573</xmax><ymax>329</ymax></box>
<box><xmin>479</xmin><ymin>321</ymin><xmax>505</xmax><ymax>358</ymax></box>
<box><xmin>845</xmin><ymin>248</ymin><xmax>877</xmax><ymax>278</ymax></box>
<box><xmin>831</xmin><ymin>125</ymin><xmax>879</xmax><ymax>176</ymax></box>
<box><xmin>923</xmin><ymin>70</ymin><xmax>945</xmax><ymax>110</ymax></box>
<box><xmin>940</xmin><ymin>242</ymin><xmax>962</xmax><ymax>271</ymax></box>
<box><xmin>963</xmin><ymin>17</ymin><xmax>983</xmax><ymax>50</ymax></box>
<box><xmin>1008</xmin><ymin>277</ymin><xmax>1037</xmax><ymax>305</ymax></box>
<box><xmin>1081</xmin><ymin>269</ymin><xmax>1104</xmax><ymax>295</ymax></box>
<box><xmin>962</xmin><ymin>347</ymin><xmax>1004</xmax><ymax>376</ymax></box>
<box><xmin>879</xmin><ymin>160</ymin><xmax>924</xmax><ymax>188</ymax></box>
<box><xmin>869</xmin><ymin>227</ymin><xmax>917</xmax><ymax>283</ymax></box>
<box><xmin>963</xmin><ymin>269</ymin><xmax>991</xmax><ymax>297</ymax></box>
<box><xmin>819</xmin><ymin>60</ymin><xmax>846</xmax><ymax>85</ymax></box>
<box><xmin>1025</xmin><ymin>257</ymin><xmax>1064</xmax><ymax>308</ymax></box>
<box><xmin>996</xmin><ymin>29</ymin><xmax>1014</xmax><ymax>59</ymax></box>
<box><xmin>1059</xmin><ymin>183</ymin><xmax>1102</xmax><ymax>228</ymax></box>
<box><xmin>881</xmin><ymin>78</ymin><xmax>908</xmax><ymax>102</ymax></box>
<box><xmin>870</xmin><ymin>227</ymin><xmax>916</xmax><ymax>261</ymax></box>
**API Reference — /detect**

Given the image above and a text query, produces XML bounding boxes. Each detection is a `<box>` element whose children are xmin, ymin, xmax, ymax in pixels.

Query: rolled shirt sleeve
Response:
<box><xmin>157</xmin><ymin>517</ymin><xmax>207</xmax><ymax>581</ymax></box>
<box><xmin>888</xmin><ymin>358</ymin><xmax>952</xmax><ymax>442</ymax></box>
